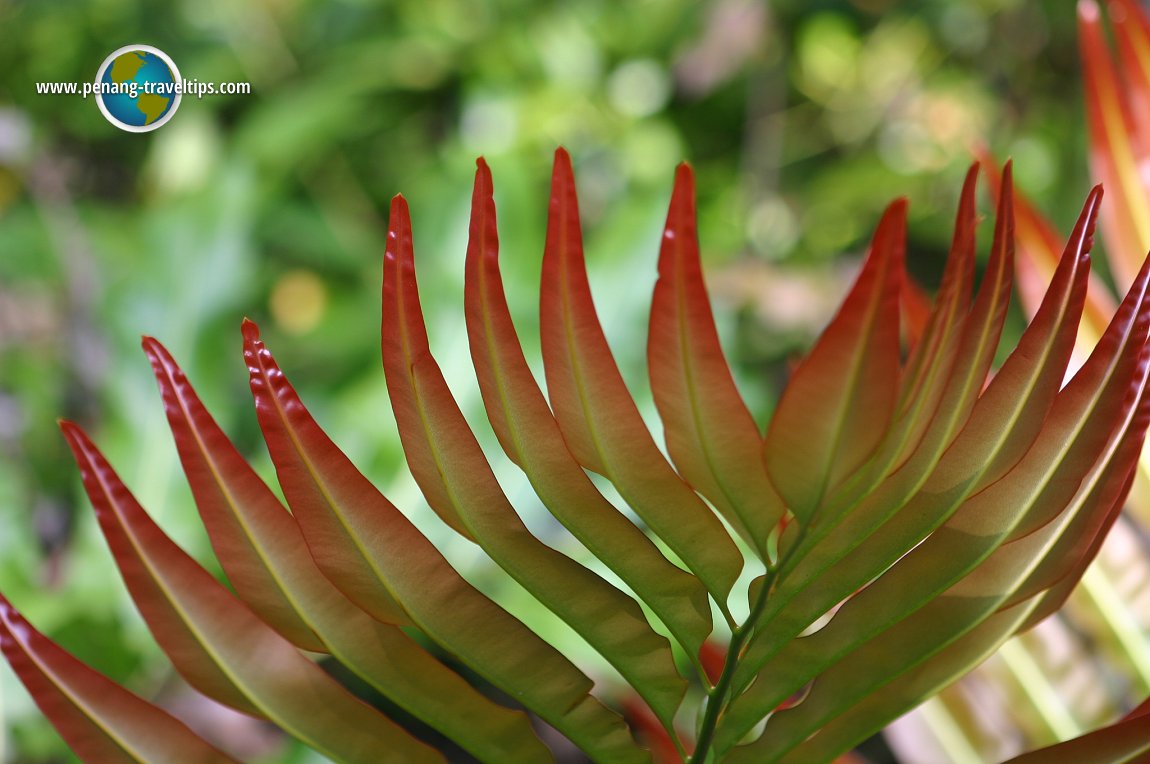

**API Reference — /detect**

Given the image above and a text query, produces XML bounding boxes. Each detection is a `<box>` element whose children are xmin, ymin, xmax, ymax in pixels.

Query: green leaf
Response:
<box><xmin>243</xmin><ymin>320</ymin><xmax>646</xmax><ymax>763</ymax></box>
<box><xmin>729</xmin><ymin>167</ymin><xmax>1016</xmax><ymax>700</ymax></box>
<box><xmin>779</xmin><ymin>349</ymin><xmax>1150</xmax><ymax>762</ymax></box>
<box><xmin>382</xmin><ymin>168</ymin><xmax>688</xmax><ymax>737</ymax></box>
<box><xmin>720</xmin><ymin>184</ymin><xmax>1101</xmax><ymax>750</ymax></box>
<box><xmin>721</xmin><ymin>215</ymin><xmax>1149</xmax><ymax>759</ymax></box>
<box><xmin>775</xmin><ymin>386</ymin><xmax>1148</xmax><ymax>763</ymax></box>
<box><xmin>647</xmin><ymin>162</ymin><xmax>783</xmax><ymax>556</ymax></box>
<box><xmin>0</xmin><ymin>594</ymin><xmax>238</xmax><ymax>764</ymax></box>
<box><xmin>762</xmin><ymin>198</ymin><xmax>905</xmax><ymax>523</ymax></box>
<box><xmin>59</xmin><ymin>422</ymin><xmax>443</xmax><ymax>764</ymax></box>
<box><xmin>1012</xmin><ymin>427</ymin><xmax>1143</xmax><ymax>633</ymax></box>
<box><xmin>758</xmin><ymin>599</ymin><xmax>1040</xmax><ymax>764</ymax></box>
<box><xmin>463</xmin><ymin>157</ymin><xmax>713</xmax><ymax>663</ymax></box>
<box><xmin>1005</xmin><ymin>693</ymin><xmax>1150</xmax><ymax>763</ymax></box>
<box><xmin>144</xmin><ymin>337</ymin><xmax>551</xmax><ymax>764</ymax></box>
<box><xmin>539</xmin><ymin>148</ymin><xmax>743</xmax><ymax>606</ymax></box>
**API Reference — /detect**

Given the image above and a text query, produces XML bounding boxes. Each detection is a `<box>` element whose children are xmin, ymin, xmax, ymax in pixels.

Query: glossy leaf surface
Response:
<box><xmin>60</xmin><ymin>422</ymin><xmax>443</xmax><ymax>764</ymax></box>
<box><xmin>463</xmin><ymin>157</ymin><xmax>713</xmax><ymax>662</ymax></box>
<box><xmin>763</xmin><ymin>198</ymin><xmax>904</xmax><ymax>523</ymax></box>
<box><xmin>539</xmin><ymin>148</ymin><xmax>743</xmax><ymax>605</ymax></box>
<box><xmin>6</xmin><ymin>151</ymin><xmax>1150</xmax><ymax>764</ymax></box>
<box><xmin>145</xmin><ymin>337</ymin><xmax>550</xmax><ymax>763</ymax></box>
<box><xmin>648</xmin><ymin>162</ymin><xmax>783</xmax><ymax>553</ymax></box>
<box><xmin>0</xmin><ymin>595</ymin><xmax>237</xmax><ymax>764</ymax></box>
<box><xmin>383</xmin><ymin>165</ymin><xmax>687</xmax><ymax>736</ymax></box>
<box><xmin>245</xmin><ymin>317</ymin><xmax>643</xmax><ymax>762</ymax></box>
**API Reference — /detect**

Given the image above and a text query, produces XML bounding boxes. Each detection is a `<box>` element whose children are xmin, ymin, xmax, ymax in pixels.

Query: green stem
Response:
<box><xmin>690</xmin><ymin>566</ymin><xmax>778</xmax><ymax>763</ymax></box>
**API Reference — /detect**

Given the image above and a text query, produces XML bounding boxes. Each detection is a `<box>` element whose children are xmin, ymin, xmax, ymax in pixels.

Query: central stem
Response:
<box><xmin>689</xmin><ymin>566</ymin><xmax>779</xmax><ymax>763</ymax></box>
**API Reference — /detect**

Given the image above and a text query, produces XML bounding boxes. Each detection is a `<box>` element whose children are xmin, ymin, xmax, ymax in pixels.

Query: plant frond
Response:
<box><xmin>5</xmin><ymin>151</ymin><xmax>1150</xmax><ymax>764</ymax></box>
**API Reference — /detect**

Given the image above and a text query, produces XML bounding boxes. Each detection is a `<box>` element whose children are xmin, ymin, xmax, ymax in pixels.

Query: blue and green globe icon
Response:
<box><xmin>94</xmin><ymin>45</ymin><xmax>182</xmax><ymax>132</ymax></box>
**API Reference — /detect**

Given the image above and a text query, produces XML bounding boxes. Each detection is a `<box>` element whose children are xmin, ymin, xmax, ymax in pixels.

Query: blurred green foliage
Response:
<box><xmin>0</xmin><ymin>0</ymin><xmax>1098</xmax><ymax>760</ymax></box>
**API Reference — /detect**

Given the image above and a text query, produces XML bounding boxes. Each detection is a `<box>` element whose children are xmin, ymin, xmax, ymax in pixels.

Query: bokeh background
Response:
<box><xmin>0</xmin><ymin>0</ymin><xmax>1116</xmax><ymax>761</ymax></box>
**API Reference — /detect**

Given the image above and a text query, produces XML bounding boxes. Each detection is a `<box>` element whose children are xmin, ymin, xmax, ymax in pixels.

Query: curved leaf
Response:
<box><xmin>763</xmin><ymin>198</ymin><xmax>905</xmax><ymax>523</ymax></box>
<box><xmin>894</xmin><ymin>164</ymin><xmax>978</xmax><ymax>423</ymax></box>
<box><xmin>722</xmin><ymin>184</ymin><xmax>1100</xmax><ymax>748</ymax></box>
<box><xmin>764</xmin><ymin>598</ymin><xmax>1042</xmax><ymax>764</ymax></box>
<box><xmin>0</xmin><ymin>594</ymin><xmax>238</xmax><ymax>764</ymax></box>
<box><xmin>243</xmin><ymin>321</ymin><xmax>646</xmax><ymax>763</ymax></box>
<box><xmin>144</xmin><ymin>337</ymin><xmax>551</xmax><ymax>764</ymax></box>
<box><xmin>1111</xmin><ymin>0</ymin><xmax>1150</xmax><ymax>153</ymax></box>
<box><xmin>981</xmin><ymin>158</ymin><xmax>1115</xmax><ymax>344</ymax></box>
<box><xmin>1081</xmin><ymin>0</ymin><xmax>1150</xmax><ymax>287</ymax></box>
<box><xmin>821</xmin><ymin>163</ymin><xmax>982</xmax><ymax>512</ymax></box>
<box><xmin>786</xmin><ymin>380</ymin><xmax>1146</xmax><ymax>762</ymax></box>
<box><xmin>648</xmin><ymin>162</ymin><xmax>783</xmax><ymax>554</ymax></box>
<box><xmin>724</xmin><ymin>224</ymin><xmax>1150</xmax><ymax>760</ymax></box>
<box><xmin>758</xmin><ymin>277</ymin><xmax>1149</xmax><ymax>760</ymax></box>
<box><xmin>463</xmin><ymin>157</ymin><xmax>713</xmax><ymax>662</ymax></box>
<box><xmin>59</xmin><ymin>422</ymin><xmax>442</xmax><ymax>764</ymax></box>
<box><xmin>382</xmin><ymin>174</ymin><xmax>687</xmax><ymax>736</ymax></box>
<box><xmin>539</xmin><ymin>147</ymin><xmax>743</xmax><ymax>605</ymax></box>
<box><xmin>731</xmin><ymin>167</ymin><xmax>1016</xmax><ymax>694</ymax></box>
<box><xmin>1004</xmin><ymin>710</ymin><xmax>1150</xmax><ymax>764</ymax></box>
<box><xmin>143</xmin><ymin>337</ymin><xmax>324</xmax><ymax>652</ymax></box>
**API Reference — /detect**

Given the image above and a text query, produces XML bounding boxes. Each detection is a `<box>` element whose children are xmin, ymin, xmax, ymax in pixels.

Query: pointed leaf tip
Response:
<box><xmin>1080</xmin><ymin>184</ymin><xmax>1105</xmax><ymax>255</ymax></box>
<box><xmin>0</xmin><ymin>594</ymin><xmax>241</xmax><ymax>763</ymax></box>
<box><xmin>649</xmin><ymin>152</ymin><xmax>783</xmax><ymax>553</ymax></box>
<box><xmin>540</xmin><ymin>144</ymin><xmax>743</xmax><ymax>600</ymax></box>
<box><xmin>473</xmin><ymin>157</ymin><xmax>493</xmax><ymax>193</ymax></box>
<box><xmin>552</xmin><ymin>146</ymin><xmax>574</xmax><ymax>181</ymax></box>
<box><xmin>389</xmin><ymin>194</ymin><xmax>410</xmax><ymax>219</ymax></box>
<box><xmin>765</xmin><ymin>195</ymin><xmax>906</xmax><ymax>521</ymax></box>
<box><xmin>240</xmin><ymin>318</ymin><xmax>260</xmax><ymax>342</ymax></box>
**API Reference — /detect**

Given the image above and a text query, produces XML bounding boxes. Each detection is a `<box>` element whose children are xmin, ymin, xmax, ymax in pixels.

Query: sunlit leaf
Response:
<box><xmin>59</xmin><ymin>422</ymin><xmax>443</xmax><ymax>764</ymax></box>
<box><xmin>763</xmin><ymin>199</ymin><xmax>904</xmax><ymax>523</ymax></box>
<box><xmin>648</xmin><ymin>162</ymin><xmax>783</xmax><ymax>554</ymax></box>
<box><xmin>1080</xmin><ymin>0</ymin><xmax>1150</xmax><ymax>288</ymax></box>
<box><xmin>539</xmin><ymin>148</ymin><xmax>743</xmax><ymax>606</ymax></box>
<box><xmin>0</xmin><ymin>595</ymin><xmax>237</xmax><ymax>764</ymax></box>
<box><xmin>463</xmin><ymin>154</ymin><xmax>713</xmax><ymax>663</ymax></box>
<box><xmin>720</xmin><ymin>183</ymin><xmax>1102</xmax><ymax>751</ymax></box>
<box><xmin>727</xmin><ymin>246</ymin><xmax>1150</xmax><ymax>762</ymax></box>
<box><xmin>243</xmin><ymin>320</ymin><xmax>645</xmax><ymax>762</ymax></box>
<box><xmin>382</xmin><ymin>168</ymin><xmax>687</xmax><ymax>737</ymax></box>
<box><xmin>144</xmin><ymin>337</ymin><xmax>551</xmax><ymax>763</ymax></box>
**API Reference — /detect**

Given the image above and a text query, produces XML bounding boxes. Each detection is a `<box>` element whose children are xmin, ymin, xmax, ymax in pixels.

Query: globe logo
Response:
<box><xmin>94</xmin><ymin>45</ymin><xmax>182</xmax><ymax>132</ymax></box>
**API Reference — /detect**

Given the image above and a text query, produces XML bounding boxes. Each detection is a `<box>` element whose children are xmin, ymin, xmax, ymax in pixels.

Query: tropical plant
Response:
<box><xmin>3</xmin><ymin>147</ymin><xmax>1150</xmax><ymax>763</ymax></box>
<box><xmin>889</xmin><ymin>0</ymin><xmax>1150</xmax><ymax>758</ymax></box>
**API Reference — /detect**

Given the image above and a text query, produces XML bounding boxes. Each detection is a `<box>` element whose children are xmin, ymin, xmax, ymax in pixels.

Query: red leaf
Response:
<box><xmin>59</xmin><ymin>422</ymin><xmax>441</xmax><ymax>763</ymax></box>
<box><xmin>383</xmin><ymin>160</ymin><xmax>688</xmax><ymax>734</ymax></box>
<box><xmin>0</xmin><ymin>594</ymin><xmax>237</xmax><ymax>764</ymax></box>
<box><xmin>143</xmin><ymin>336</ymin><xmax>325</xmax><ymax>652</ymax></box>
<box><xmin>462</xmin><ymin>156</ymin><xmax>713</xmax><ymax>660</ymax></box>
<box><xmin>145</xmin><ymin>337</ymin><xmax>552</xmax><ymax>763</ymax></box>
<box><xmin>539</xmin><ymin>147</ymin><xmax>742</xmax><ymax>604</ymax></box>
<box><xmin>763</xmin><ymin>199</ymin><xmax>905</xmax><ymax>523</ymax></box>
<box><xmin>244</xmin><ymin>319</ymin><xmax>645</xmax><ymax>762</ymax></box>
<box><xmin>1080</xmin><ymin>0</ymin><xmax>1150</xmax><ymax>288</ymax></box>
<box><xmin>648</xmin><ymin>162</ymin><xmax>784</xmax><ymax>553</ymax></box>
